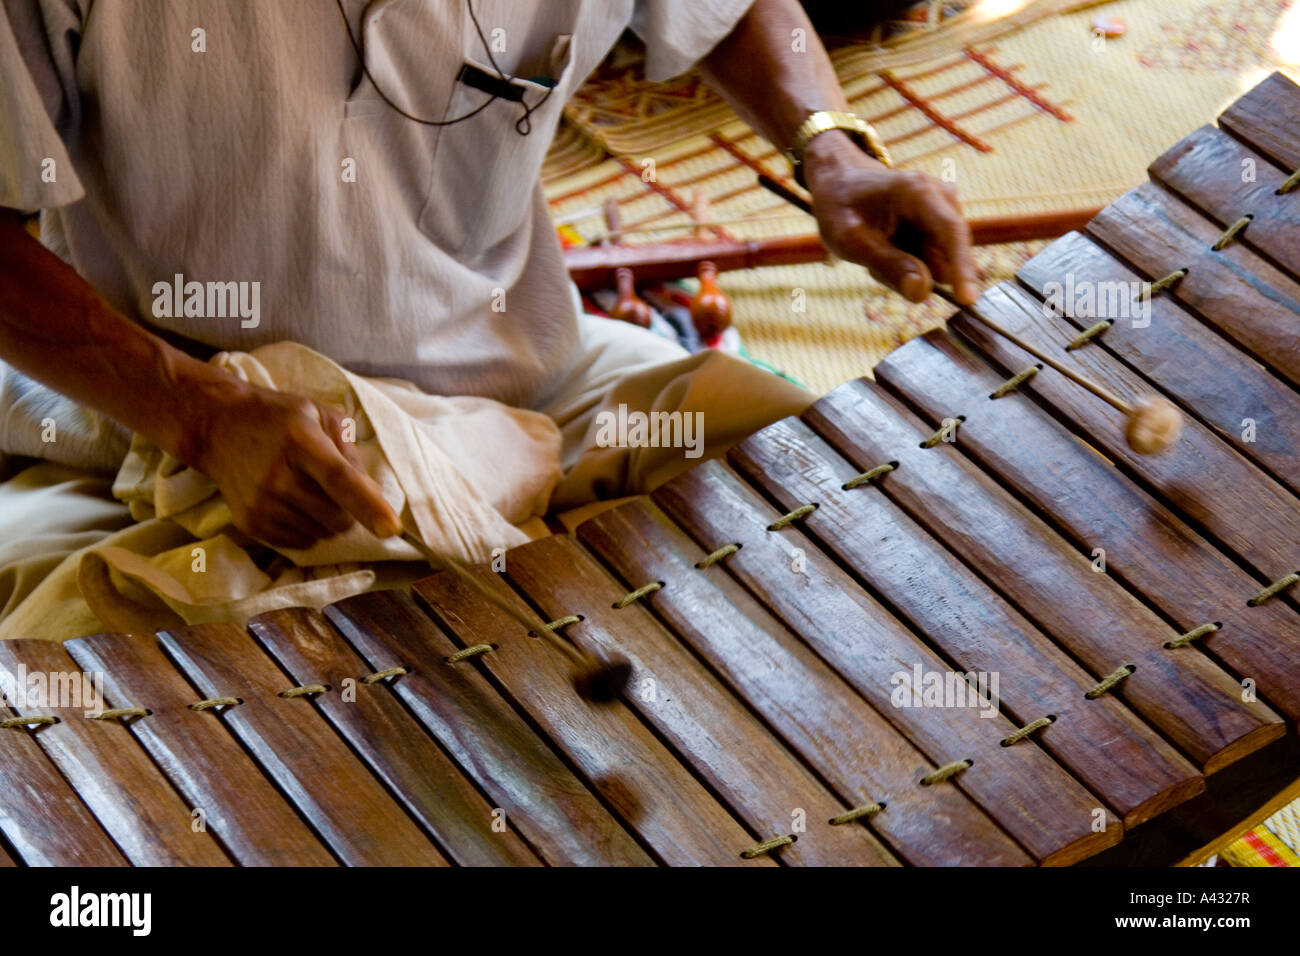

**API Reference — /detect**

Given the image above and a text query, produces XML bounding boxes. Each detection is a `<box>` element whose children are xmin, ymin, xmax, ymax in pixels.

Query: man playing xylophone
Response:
<box><xmin>0</xmin><ymin>0</ymin><xmax>977</xmax><ymax>625</ymax></box>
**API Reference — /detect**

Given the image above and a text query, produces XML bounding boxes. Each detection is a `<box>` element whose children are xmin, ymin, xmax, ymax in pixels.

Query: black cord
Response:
<box><xmin>334</xmin><ymin>0</ymin><xmax>550</xmax><ymax>134</ymax></box>
<box><xmin>465</xmin><ymin>0</ymin><xmax>554</xmax><ymax>134</ymax></box>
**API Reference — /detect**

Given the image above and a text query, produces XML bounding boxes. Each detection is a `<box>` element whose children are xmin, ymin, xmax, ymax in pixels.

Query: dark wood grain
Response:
<box><xmin>652</xmin><ymin>462</ymin><xmax>1119</xmax><ymax>865</ymax></box>
<box><xmin>158</xmin><ymin>622</ymin><xmax>446</xmax><ymax>866</ymax></box>
<box><xmin>65</xmin><ymin>632</ymin><xmax>336</xmax><ymax>867</ymax></box>
<box><xmin>1149</xmin><ymin>124</ymin><xmax>1300</xmax><ymax>280</ymax></box>
<box><xmin>577</xmin><ymin>498</ymin><xmax>1033</xmax><ymax>865</ymax></box>
<box><xmin>411</xmin><ymin>567</ymin><xmax>770</xmax><ymax>867</ymax></box>
<box><xmin>247</xmin><ymin>607</ymin><xmax>542</xmax><ymax>867</ymax></box>
<box><xmin>729</xmin><ymin>418</ymin><xmax>1204</xmax><ymax>828</ymax></box>
<box><xmin>502</xmin><ymin>534</ymin><xmax>903</xmax><ymax>866</ymax></box>
<box><xmin>870</xmin><ymin>332</ymin><xmax>1297</xmax><ymax>737</ymax></box>
<box><xmin>0</xmin><ymin>739</ymin><xmax>128</xmax><ymax>866</ymax></box>
<box><xmin>324</xmin><ymin>589</ymin><xmax>651</xmax><ymax>866</ymax></box>
<box><xmin>0</xmin><ymin>671</ymin><xmax>127</xmax><ymax>866</ymax></box>
<box><xmin>1018</xmin><ymin>232</ymin><xmax>1300</xmax><ymax>497</ymax></box>
<box><xmin>0</xmin><ymin>639</ymin><xmax>230</xmax><ymax>865</ymax></box>
<box><xmin>1217</xmin><ymin>71</ymin><xmax>1300</xmax><ymax>173</ymax></box>
<box><xmin>952</xmin><ymin>282</ymin><xmax>1300</xmax><ymax>597</ymax></box>
<box><xmin>1086</xmin><ymin>182</ymin><xmax>1300</xmax><ymax>388</ymax></box>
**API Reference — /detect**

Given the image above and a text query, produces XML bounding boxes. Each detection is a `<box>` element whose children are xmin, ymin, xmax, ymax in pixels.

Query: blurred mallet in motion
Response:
<box><xmin>402</xmin><ymin>533</ymin><xmax>632</xmax><ymax>702</ymax></box>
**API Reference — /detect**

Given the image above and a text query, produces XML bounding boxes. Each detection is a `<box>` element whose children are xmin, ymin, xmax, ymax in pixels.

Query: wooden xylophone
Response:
<box><xmin>1</xmin><ymin>74</ymin><xmax>1298</xmax><ymax>868</ymax></box>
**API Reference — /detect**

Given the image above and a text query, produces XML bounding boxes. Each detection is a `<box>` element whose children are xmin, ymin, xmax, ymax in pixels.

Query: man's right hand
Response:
<box><xmin>187</xmin><ymin>382</ymin><xmax>403</xmax><ymax>551</ymax></box>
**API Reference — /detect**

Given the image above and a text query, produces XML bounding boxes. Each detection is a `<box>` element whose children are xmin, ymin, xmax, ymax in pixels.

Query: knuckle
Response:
<box><xmin>283</xmin><ymin>420</ymin><xmax>316</xmax><ymax>448</ymax></box>
<box><xmin>927</xmin><ymin>202</ymin><xmax>965</xmax><ymax>229</ymax></box>
<box><xmin>286</xmin><ymin>395</ymin><xmax>317</xmax><ymax>418</ymax></box>
<box><xmin>281</xmin><ymin>401</ymin><xmax>320</xmax><ymax>436</ymax></box>
<box><xmin>271</xmin><ymin>396</ymin><xmax>311</xmax><ymax>427</ymax></box>
<box><xmin>898</xmin><ymin>170</ymin><xmax>932</xmax><ymax>192</ymax></box>
<box><xmin>263</xmin><ymin>460</ymin><xmax>292</xmax><ymax>490</ymax></box>
<box><xmin>319</xmin><ymin>406</ymin><xmax>343</xmax><ymax>430</ymax></box>
<box><xmin>241</xmin><ymin>510</ymin><xmax>270</xmax><ymax>536</ymax></box>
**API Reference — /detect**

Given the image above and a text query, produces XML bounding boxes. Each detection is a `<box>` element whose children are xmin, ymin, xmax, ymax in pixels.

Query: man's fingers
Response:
<box><xmin>311</xmin><ymin>404</ymin><xmax>382</xmax><ymax>534</ymax></box>
<box><xmin>940</xmin><ymin>180</ymin><xmax>963</xmax><ymax>214</ymax></box>
<box><xmin>903</xmin><ymin>183</ymin><xmax>980</xmax><ymax>304</ymax></box>
<box><xmin>241</xmin><ymin>491</ymin><xmax>353</xmax><ymax>550</ymax></box>
<box><xmin>277</xmin><ymin>496</ymin><xmax>347</xmax><ymax>543</ymax></box>
<box><xmin>841</xmin><ymin>228</ymin><xmax>933</xmax><ymax>303</ymax></box>
<box><xmin>282</xmin><ymin>472</ymin><xmax>357</xmax><ymax>536</ymax></box>
<box><xmin>253</xmin><ymin>514</ymin><xmax>321</xmax><ymax>552</ymax></box>
<box><xmin>297</xmin><ymin>433</ymin><xmax>402</xmax><ymax>538</ymax></box>
<box><xmin>317</xmin><ymin>405</ymin><xmax>362</xmax><ymax>469</ymax></box>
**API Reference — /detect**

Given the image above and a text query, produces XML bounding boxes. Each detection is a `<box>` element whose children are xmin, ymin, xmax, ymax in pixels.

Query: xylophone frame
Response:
<box><xmin>0</xmin><ymin>73</ymin><xmax>1298</xmax><ymax>868</ymax></box>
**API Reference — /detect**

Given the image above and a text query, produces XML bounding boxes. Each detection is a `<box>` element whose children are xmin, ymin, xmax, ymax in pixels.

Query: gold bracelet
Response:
<box><xmin>788</xmin><ymin>110</ymin><xmax>892</xmax><ymax>186</ymax></box>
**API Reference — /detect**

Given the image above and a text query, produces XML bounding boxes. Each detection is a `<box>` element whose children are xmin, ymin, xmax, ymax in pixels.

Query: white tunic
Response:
<box><xmin>0</xmin><ymin>0</ymin><xmax>752</xmax><ymax>470</ymax></box>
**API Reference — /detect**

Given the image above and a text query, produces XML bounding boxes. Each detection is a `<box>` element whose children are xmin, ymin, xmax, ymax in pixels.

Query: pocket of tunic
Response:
<box><xmin>416</xmin><ymin>35</ymin><xmax>576</xmax><ymax>261</ymax></box>
<box><xmin>342</xmin><ymin>71</ymin><xmax>393</xmax><ymax>119</ymax></box>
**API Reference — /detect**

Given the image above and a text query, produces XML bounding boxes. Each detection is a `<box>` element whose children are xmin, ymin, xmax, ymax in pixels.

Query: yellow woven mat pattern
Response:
<box><xmin>545</xmin><ymin>0</ymin><xmax>1300</xmax><ymax>392</ymax></box>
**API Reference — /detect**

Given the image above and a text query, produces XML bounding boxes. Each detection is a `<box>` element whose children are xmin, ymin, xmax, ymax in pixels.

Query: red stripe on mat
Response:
<box><xmin>964</xmin><ymin>47</ymin><xmax>1073</xmax><ymax>122</ymax></box>
<box><xmin>616</xmin><ymin>156</ymin><xmax>733</xmax><ymax>241</ymax></box>
<box><xmin>1243</xmin><ymin>830</ymin><xmax>1288</xmax><ymax>866</ymax></box>
<box><xmin>878</xmin><ymin>70</ymin><xmax>993</xmax><ymax>152</ymax></box>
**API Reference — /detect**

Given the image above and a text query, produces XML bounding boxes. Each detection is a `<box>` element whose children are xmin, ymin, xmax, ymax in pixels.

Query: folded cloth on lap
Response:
<box><xmin>0</xmin><ymin>341</ymin><xmax>563</xmax><ymax>640</ymax></box>
<box><xmin>115</xmin><ymin>341</ymin><xmax>562</xmax><ymax>564</ymax></box>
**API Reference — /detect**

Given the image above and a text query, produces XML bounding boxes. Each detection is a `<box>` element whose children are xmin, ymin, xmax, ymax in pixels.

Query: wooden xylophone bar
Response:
<box><xmin>0</xmin><ymin>72</ymin><xmax>1296</xmax><ymax>868</ymax></box>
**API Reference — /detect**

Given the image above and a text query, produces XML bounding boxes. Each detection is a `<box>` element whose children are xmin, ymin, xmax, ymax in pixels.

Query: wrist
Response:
<box><xmin>802</xmin><ymin>129</ymin><xmax>886</xmax><ymax>194</ymax></box>
<box><xmin>169</xmin><ymin>357</ymin><xmax>252</xmax><ymax>471</ymax></box>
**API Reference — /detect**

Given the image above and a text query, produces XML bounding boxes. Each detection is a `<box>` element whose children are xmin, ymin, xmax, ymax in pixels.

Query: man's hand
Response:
<box><xmin>187</xmin><ymin>381</ymin><xmax>402</xmax><ymax>550</ymax></box>
<box><xmin>3</xmin><ymin>211</ymin><xmax>402</xmax><ymax>552</ymax></box>
<box><xmin>803</xmin><ymin>131</ymin><xmax>981</xmax><ymax>306</ymax></box>
<box><xmin>695</xmin><ymin>0</ymin><xmax>982</xmax><ymax>306</ymax></box>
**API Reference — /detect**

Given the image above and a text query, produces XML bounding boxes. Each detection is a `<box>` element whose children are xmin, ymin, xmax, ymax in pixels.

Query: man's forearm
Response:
<box><xmin>699</xmin><ymin>0</ymin><xmax>979</xmax><ymax>303</ymax></box>
<box><xmin>0</xmin><ymin>211</ymin><xmax>242</xmax><ymax>465</ymax></box>
<box><xmin>697</xmin><ymin>0</ymin><xmax>860</xmax><ymax>172</ymax></box>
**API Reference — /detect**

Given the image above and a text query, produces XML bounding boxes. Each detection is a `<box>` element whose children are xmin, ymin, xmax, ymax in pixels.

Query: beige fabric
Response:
<box><xmin>0</xmin><ymin>461</ymin><xmax>133</xmax><ymax>631</ymax></box>
<box><xmin>115</xmin><ymin>340</ymin><xmax>563</xmax><ymax>566</ymax></box>
<box><xmin>539</xmin><ymin>312</ymin><xmax>815</xmax><ymax>508</ymax></box>
<box><xmin>0</xmin><ymin>508</ymin><xmax>424</xmax><ymax>643</ymax></box>
<box><xmin>0</xmin><ymin>314</ymin><xmax>814</xmax><ymax>641</ymax></box>
<box><xmin>0</xmin><ymin>0</ymin><xmax>754</xmax><ymax>472</ymax></box>
<box><xmin>0</xmin><ymin>339</ymin><xmax>565</xmax><ymax>641</ymax></box>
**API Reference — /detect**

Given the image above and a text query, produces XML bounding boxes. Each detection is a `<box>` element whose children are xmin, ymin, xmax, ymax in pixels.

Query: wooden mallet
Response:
<box><xmin>931</xmin><ymin>286</ymin><xmax>1183</xmax><ymax>455</ymax></box>
<box><xmin>753</xmin><ymin>174</ymin><xmax>1183</xmax><ymax>455</ymax></box>
<box><xmin>402</xmin><ymin>533</ymin><xmax>632</xmax><ymax>702</ymax></box>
